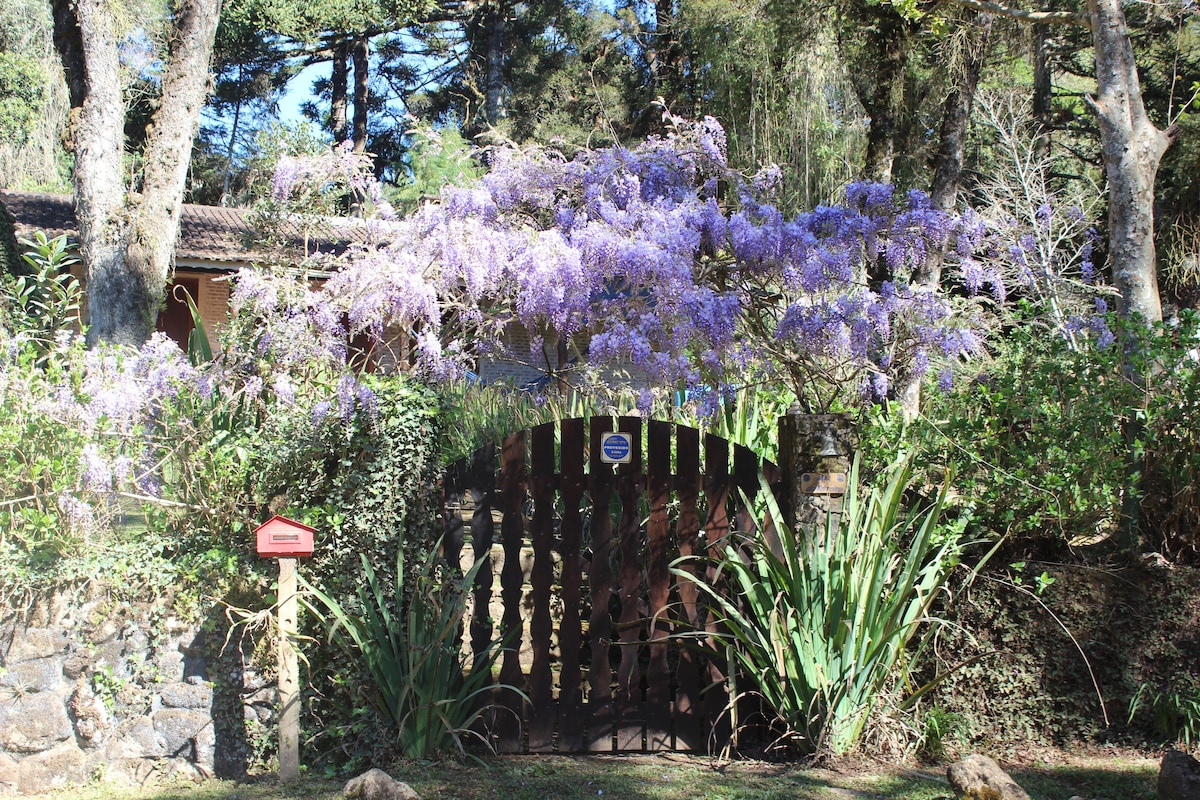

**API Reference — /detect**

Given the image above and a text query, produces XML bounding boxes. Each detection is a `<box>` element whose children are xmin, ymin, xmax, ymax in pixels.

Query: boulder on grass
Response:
<box><xmin>947</xmin><ymin>754</ymin><xmax>1031</xmax><ymax>800</ymax></box>
<box><xmin>1160</xmin><ymin>748</ymin><xmax>1200</xmax><ymax>800</ymax></box>
<box><xmin>343</xmin><ymin>768</ymin><xmax>421</xmax><ymax>800</ymax></box>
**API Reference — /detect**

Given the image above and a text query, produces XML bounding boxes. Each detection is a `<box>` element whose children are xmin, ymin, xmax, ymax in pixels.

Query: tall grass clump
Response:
<box><xmin>676</xmin><ymin>455</ymin><xmax>962</xmax><ymax>754</ymax></box>
<box><xmin>301</xmin><ymin>541</ymin><xmax>517</xmax><ymax>760</ymax></box>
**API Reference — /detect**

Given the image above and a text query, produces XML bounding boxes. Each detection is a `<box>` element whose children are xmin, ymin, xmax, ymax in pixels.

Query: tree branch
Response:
<box><xmin>942</xmin><ymin>0</ymin><xmax>1090</xmax><ymax>29</ymax></box>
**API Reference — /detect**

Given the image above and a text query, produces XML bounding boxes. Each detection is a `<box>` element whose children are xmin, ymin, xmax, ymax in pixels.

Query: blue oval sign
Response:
<box><xmin>600</xmin><ymin>432</ymin><xmax>633</xmax><ymax>464</ymax></box>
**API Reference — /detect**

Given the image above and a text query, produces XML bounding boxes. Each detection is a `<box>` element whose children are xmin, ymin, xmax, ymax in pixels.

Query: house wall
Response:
<box><xmin>182</xmin><ymin>269</ymin><xmax>231</xmax><ymax>345</ymax></box>
<box><xmin>478</xmin><ymin>325</ymin><xmax>561</xmax><ymax>389</ymax></box>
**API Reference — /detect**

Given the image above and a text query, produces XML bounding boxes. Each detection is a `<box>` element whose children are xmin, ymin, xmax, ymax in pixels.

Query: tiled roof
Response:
<box><xmin>0</xmin><ymin>190</ymin><xmax>376</xmax><ymax>269</ymax></box>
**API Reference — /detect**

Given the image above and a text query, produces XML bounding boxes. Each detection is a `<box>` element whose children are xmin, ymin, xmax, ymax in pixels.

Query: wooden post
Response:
<box><xmin>278</xmin><ymin>556</ymin><xmax>300</xmax><ymax>782</ymax></box>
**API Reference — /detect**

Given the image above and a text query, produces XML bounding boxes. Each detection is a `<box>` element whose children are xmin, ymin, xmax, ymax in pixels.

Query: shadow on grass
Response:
<box><xmin>136</xmin><ymin>757</ymin><xmax>953</xmax><ymax>800</ymax></box>
<box><xmin>37</xmin><ymin>753</ymin><xmax>1158</xmax><ymax>800</ymax></box>
<box><xmin>1010</xmin><ymin>759</ymin><xmax>1159</xmax><ymax>800</ymax></box>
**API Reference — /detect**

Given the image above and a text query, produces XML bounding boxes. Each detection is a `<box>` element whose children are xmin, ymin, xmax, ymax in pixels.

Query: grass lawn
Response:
<box><xmin>21</xmin><ymin>752</ymin><xmax>1160</xmax><ymax>800</ymax></box>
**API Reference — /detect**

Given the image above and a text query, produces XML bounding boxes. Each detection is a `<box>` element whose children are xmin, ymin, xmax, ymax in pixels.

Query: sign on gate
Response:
<box><xmin>599</xmin><ymin>431</ymin><xmax>633</xmax><ymax>463</ymax></box>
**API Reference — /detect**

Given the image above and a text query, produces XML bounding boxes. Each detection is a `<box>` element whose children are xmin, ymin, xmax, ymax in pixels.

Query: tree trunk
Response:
<box><xmin>483</xmin><ymin>2</ymin><xmax>506</xmax><ymax>127</ymax></box>
<box><xmin>859</xmin><ymin>7</ymin><xmax>910</xmax><ymax>184</ymax></box>
<box><xmin>928</xmin><ymin>12</ymin><xmax>993</xmax><ymax>217</ymax></box>
<box><xmin>899</xmin><ymin>12</ymin><xmax>993</xmax><ymax>421</ymax></box>
<box><xmin>1086</xmin><ymin>0</ymin><xmax>1172</xmax><ymax>324</ymax></box>
<box><xmin>52</xmin><ymin>0</ymin><xmax>221</xmax><ymax>347</ymax></box>
<box><xmin>220</xmin><ymin>67</ymin><xmax>243</xmax><ymax>206</ymax></box>
<box><xmin>352</xmin><ymin>35</ymin><xmax>369</xmax><ymax>153</ymax></box>
<box><xmin>331</xmin><ymin>38</ymin><xmax>349</xmax><ymax>144</ymax></box>
<box><xmin>1032</xmin><ymin>23</ymin><xmax>1053</xmax><ymax>163</ymax></box>
<box><xmin>651</xmin><ymin>0</ymin><xmax>687</xmax><ymax>110</ymax></box>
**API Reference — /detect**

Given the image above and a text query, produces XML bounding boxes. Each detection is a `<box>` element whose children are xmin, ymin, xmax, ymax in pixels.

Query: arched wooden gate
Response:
<box><xmin>442</xmin><ymin>416</ymin><xmax>781</xmax><ymax>754</ymax></box>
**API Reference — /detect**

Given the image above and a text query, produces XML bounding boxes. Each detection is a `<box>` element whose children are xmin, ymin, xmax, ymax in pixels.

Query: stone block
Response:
<box><xmin>70</xmin><ymin>684</ymin><xmax>114</xmax><ymax>750</ymax></box>
<box><xmin>0</xmin><ymin>692</ymin><xmax>73</xmax><ymax>753</ymax></box>
<box><xmin>107</xmin><ymin>717</ymin><xmax>166</xmax><ymax>759</ymax></box>
<box><xmin>947</xmin><ymin>754</ymin><xmax>1031</xmax><ymax>800</ymax></box>
<box><xmin>344</xmin><ymin>768</ymin><xmax>422</xmax><ymax>800</ymax></box>
<box><xmin>157</xmin><ymin>650</ymin><xmax>186</xmax><ymax>683</ymax></box>
<box><xmin>61</xmin><ymin>645</ymin><xmax>91</xmax><ymax>680</ymax></box>
<box><xmin>3</xmin><ymin>628</ymin><xmax>67</xmax><ymax>662</ymax></box>
<box><xmin>153</xmin><ymin>708</ymin><xmax>215</xmax><ymax>764</ymax></box>
<box><xmin>1160</xmin><ymin>748</ymin><xmax>1200</xmax><ymax>800</ymax></box>
<box><xmin>16</xmin><ymin>741</ymin><xmax>91</xmax><ymax>795</ymax></box>
<box><xmin>0</xmin><ymin>657</ymin><xmax>63</xmax><ymax>693</ymax></box>
<box><xmin>0</xmin><ymin>752</ymin><xmax>17</xmax><ymax>795</ymax></box>
<box><xmin>159</xmin><ymin>681</ymin><xmax>213</xmax><ymax>710</ymax></box>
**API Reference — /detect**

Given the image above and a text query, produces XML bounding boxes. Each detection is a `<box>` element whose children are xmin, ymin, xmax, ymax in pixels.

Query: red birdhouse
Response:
<box><xmin>255</xmin><ymin>516</ymin><xmax>315</xmax><ymax>558</ymax></box>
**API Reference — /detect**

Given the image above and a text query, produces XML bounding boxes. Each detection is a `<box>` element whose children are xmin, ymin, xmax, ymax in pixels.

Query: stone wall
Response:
<box><xmin>0</xmin><ymin>589</ymin><xmax>270</xmax><ymax>795</ymax></box>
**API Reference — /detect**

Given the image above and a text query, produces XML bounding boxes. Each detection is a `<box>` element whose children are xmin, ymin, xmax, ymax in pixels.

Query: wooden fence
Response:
<box><xmin>442</xmin><ymin>416</ymin><xmax>781</xmax><ymax>753</ymax></box>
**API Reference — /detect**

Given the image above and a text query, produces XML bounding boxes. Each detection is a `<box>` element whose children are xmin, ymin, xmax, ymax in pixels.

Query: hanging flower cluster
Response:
<box><xmin>244</xmin><ymin>116</ymin><xmax>1112</xmax><ymax>410</ymax></box>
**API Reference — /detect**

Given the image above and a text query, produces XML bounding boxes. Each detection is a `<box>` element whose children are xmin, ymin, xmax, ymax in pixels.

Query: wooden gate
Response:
<box><xmin>442</xmin><ymin>416</ymin><xmax>781</xmax><ymax>753</ymax></box>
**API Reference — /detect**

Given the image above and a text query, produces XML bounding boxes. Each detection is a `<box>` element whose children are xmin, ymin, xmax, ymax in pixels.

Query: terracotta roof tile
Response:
<box><xmin>0</xmin><ymin>190</ymin><xmax>375</xmax><ymax>269</ymax></box>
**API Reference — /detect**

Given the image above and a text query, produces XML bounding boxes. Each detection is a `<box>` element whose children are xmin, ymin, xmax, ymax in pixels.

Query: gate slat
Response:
<box><xmin>464</xmin><ymin>446</ymin><xmax>498</xmax><ymax>748</ymax></box>
<box><xmin>467</xmin><ymin>447</ymin><xmax>497</xmax><ymax>663</ymax></box>
<box><xmin>672</xmin><ymin>425</ymin><xmax>703</xmax><ymax>750</ymax></box>
<box><xmin>557</xmin><ymin>418</ymin><xmax>586</xmax><ymax>752</ymax></box>
<box><xmin>733</xmin><ymin>443</ymin><xmax>760</xmax><ymax>538</ymax></box>
<box><xmin>614</xmin><ymin>416</ymin><xmax>644</xmax><ymax>751</ymax></box>
<box><xmin>527</xmin><ymin>423</ymin><xmax>556</xmax><ymax>752</ymax></box>
<box><xmin>703</xmin><ymin>433</ymin><xmax>732</xmax><ymax>748</ymax></box>
<box><xmin>446</xmin><ymin>417</ymin><xmax>780</xmax><ymax>756</ymax></box>
<box><xmin>586</xmin><ymin>417</ymin><xmax>616</xmax><ymax>751</ymax></box>
<box><xmin>645</xmin><ymin>420</ymin><xmax>673</xmax><ymax>750</ymax></box>
<box><xmin>496</xmin><ymin>432</ymin><xmax>527</xmax><ymax>753</ymax></box>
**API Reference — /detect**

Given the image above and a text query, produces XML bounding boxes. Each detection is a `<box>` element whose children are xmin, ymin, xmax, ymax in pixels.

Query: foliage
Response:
<box><xmin>0</xmin><ymin>52</ymin><xmax>46</xmax><ymax>147</ymax></box>
<box><xmin>920</xmin><ymin>562</ymin><xmax>1200</xmax><ymax>753</ymax></box>
<box><xmin>679</xmin><ymin>0</ymin><xmax>861</xmax><ymax>211</ymax></box>
<box><xmin>674</xmin><ymin>454</ymin><xmax>961</xmax><ymax>754</ymax></box>
<box><xmin>876</xmin><ymin>309</ymin><xmax>1200</xmax><ymax>558</ymax></box>
<box><xmin>1128</xmin><ymin>677</ymin><xmax>1200</xmax><ymax>747</ymax></box>
<box><xmin>300</xmin><ymin>543</ymin><xmax>516</xmax><ymax>759</ymax></box>
<box><xmin>391</xmin><ymin>125</ymin><xmax>482</xmax><ymax>216</ymax></box>
<box><xmin>255</xmin><ymin>377</ymin><xmax>441</xmax><ymax>583</ymax></box>
<box><xmin>4</xmin><ymin>233</ymin><xmax>82</xmax><ymax>355</ymax></box>
<box><xmin>918</xmin><ymin>704</ymin><xmax>964</xmax><ymax>761</ymax></box>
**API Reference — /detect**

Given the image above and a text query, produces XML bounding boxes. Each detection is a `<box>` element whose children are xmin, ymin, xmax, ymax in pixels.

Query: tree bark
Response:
<box><xmin>220</xmin><ymin>65</ymin><xmax>243</xmax><ymax>206</ymax></box>
<box><xmin>1032</xmin><ymin>23</ymin><xmax>1053</xmax><ymax>163</ymax></box>
<box><xmin>928</xmin><ymin>13</ymin><xmax>993</xmax><ymax>217</ymax></box>
<box><xmin>352</xmin><ymin>35</ymin><xmax>369</xmax><ymax>153</ymax></box>
<box><xmin>651</xmin><ymin>0</ymin><xmax>687</xmax><ymax>111</ymax></box>
<box><xmin>482</xmin><ymin>2</ymin><xmax>506</xmax><ymax>126</ymax></box>
<box><xmin>52</xmin><ymin>0</ymin><xmax>222</xmax><ymax>347</ymax></box>
<box><xmin>1086</xmin><ymin>0</ymin><xmax>1172</xmax><ymax>324</ymax></box>
<box><xmin>859</xmin><ymin>7</ymin><xmax>910</xmax><ymax>184</ymax></box>
<box><xmin>331</xmin><ymin>38</ymin><xmax>349</xmax><ymax>144</ymax></box>
<box><xmin>900</xmin><ymin>12</ymin><xmax>993</xmax><ymax>421</ymax></box>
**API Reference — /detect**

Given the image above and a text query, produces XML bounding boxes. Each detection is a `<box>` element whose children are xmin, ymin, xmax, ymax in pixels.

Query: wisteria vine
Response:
<box><xmin>254</xmin><ymin>117</ymin><xmax>1020</xmax><ymax>411</ymax></box>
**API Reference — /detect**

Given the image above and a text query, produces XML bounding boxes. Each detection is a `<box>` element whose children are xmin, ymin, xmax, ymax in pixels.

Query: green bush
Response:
<box><xmin>871</xmin><ymin>311</ymin><xmax>1200</xmax><ymax>561</ymax></box>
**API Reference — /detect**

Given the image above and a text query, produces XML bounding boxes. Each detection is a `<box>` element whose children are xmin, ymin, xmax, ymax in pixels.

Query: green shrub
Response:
<box><xmin>869</xmin><ymin>311</ymin><xmax>1200</xmax><ymax>561</ymax></box>
<box><xmin>1128</xmin><ymin>678</ymin><xmax>1200</xmax><ymax>747</ymax></box>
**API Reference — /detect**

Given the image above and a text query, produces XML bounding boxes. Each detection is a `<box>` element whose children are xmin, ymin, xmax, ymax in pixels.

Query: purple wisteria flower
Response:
<box><xmin>247</xmin><ymin>119</ymin><xmax>1013</xmax><ymax>408</ymax></box>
